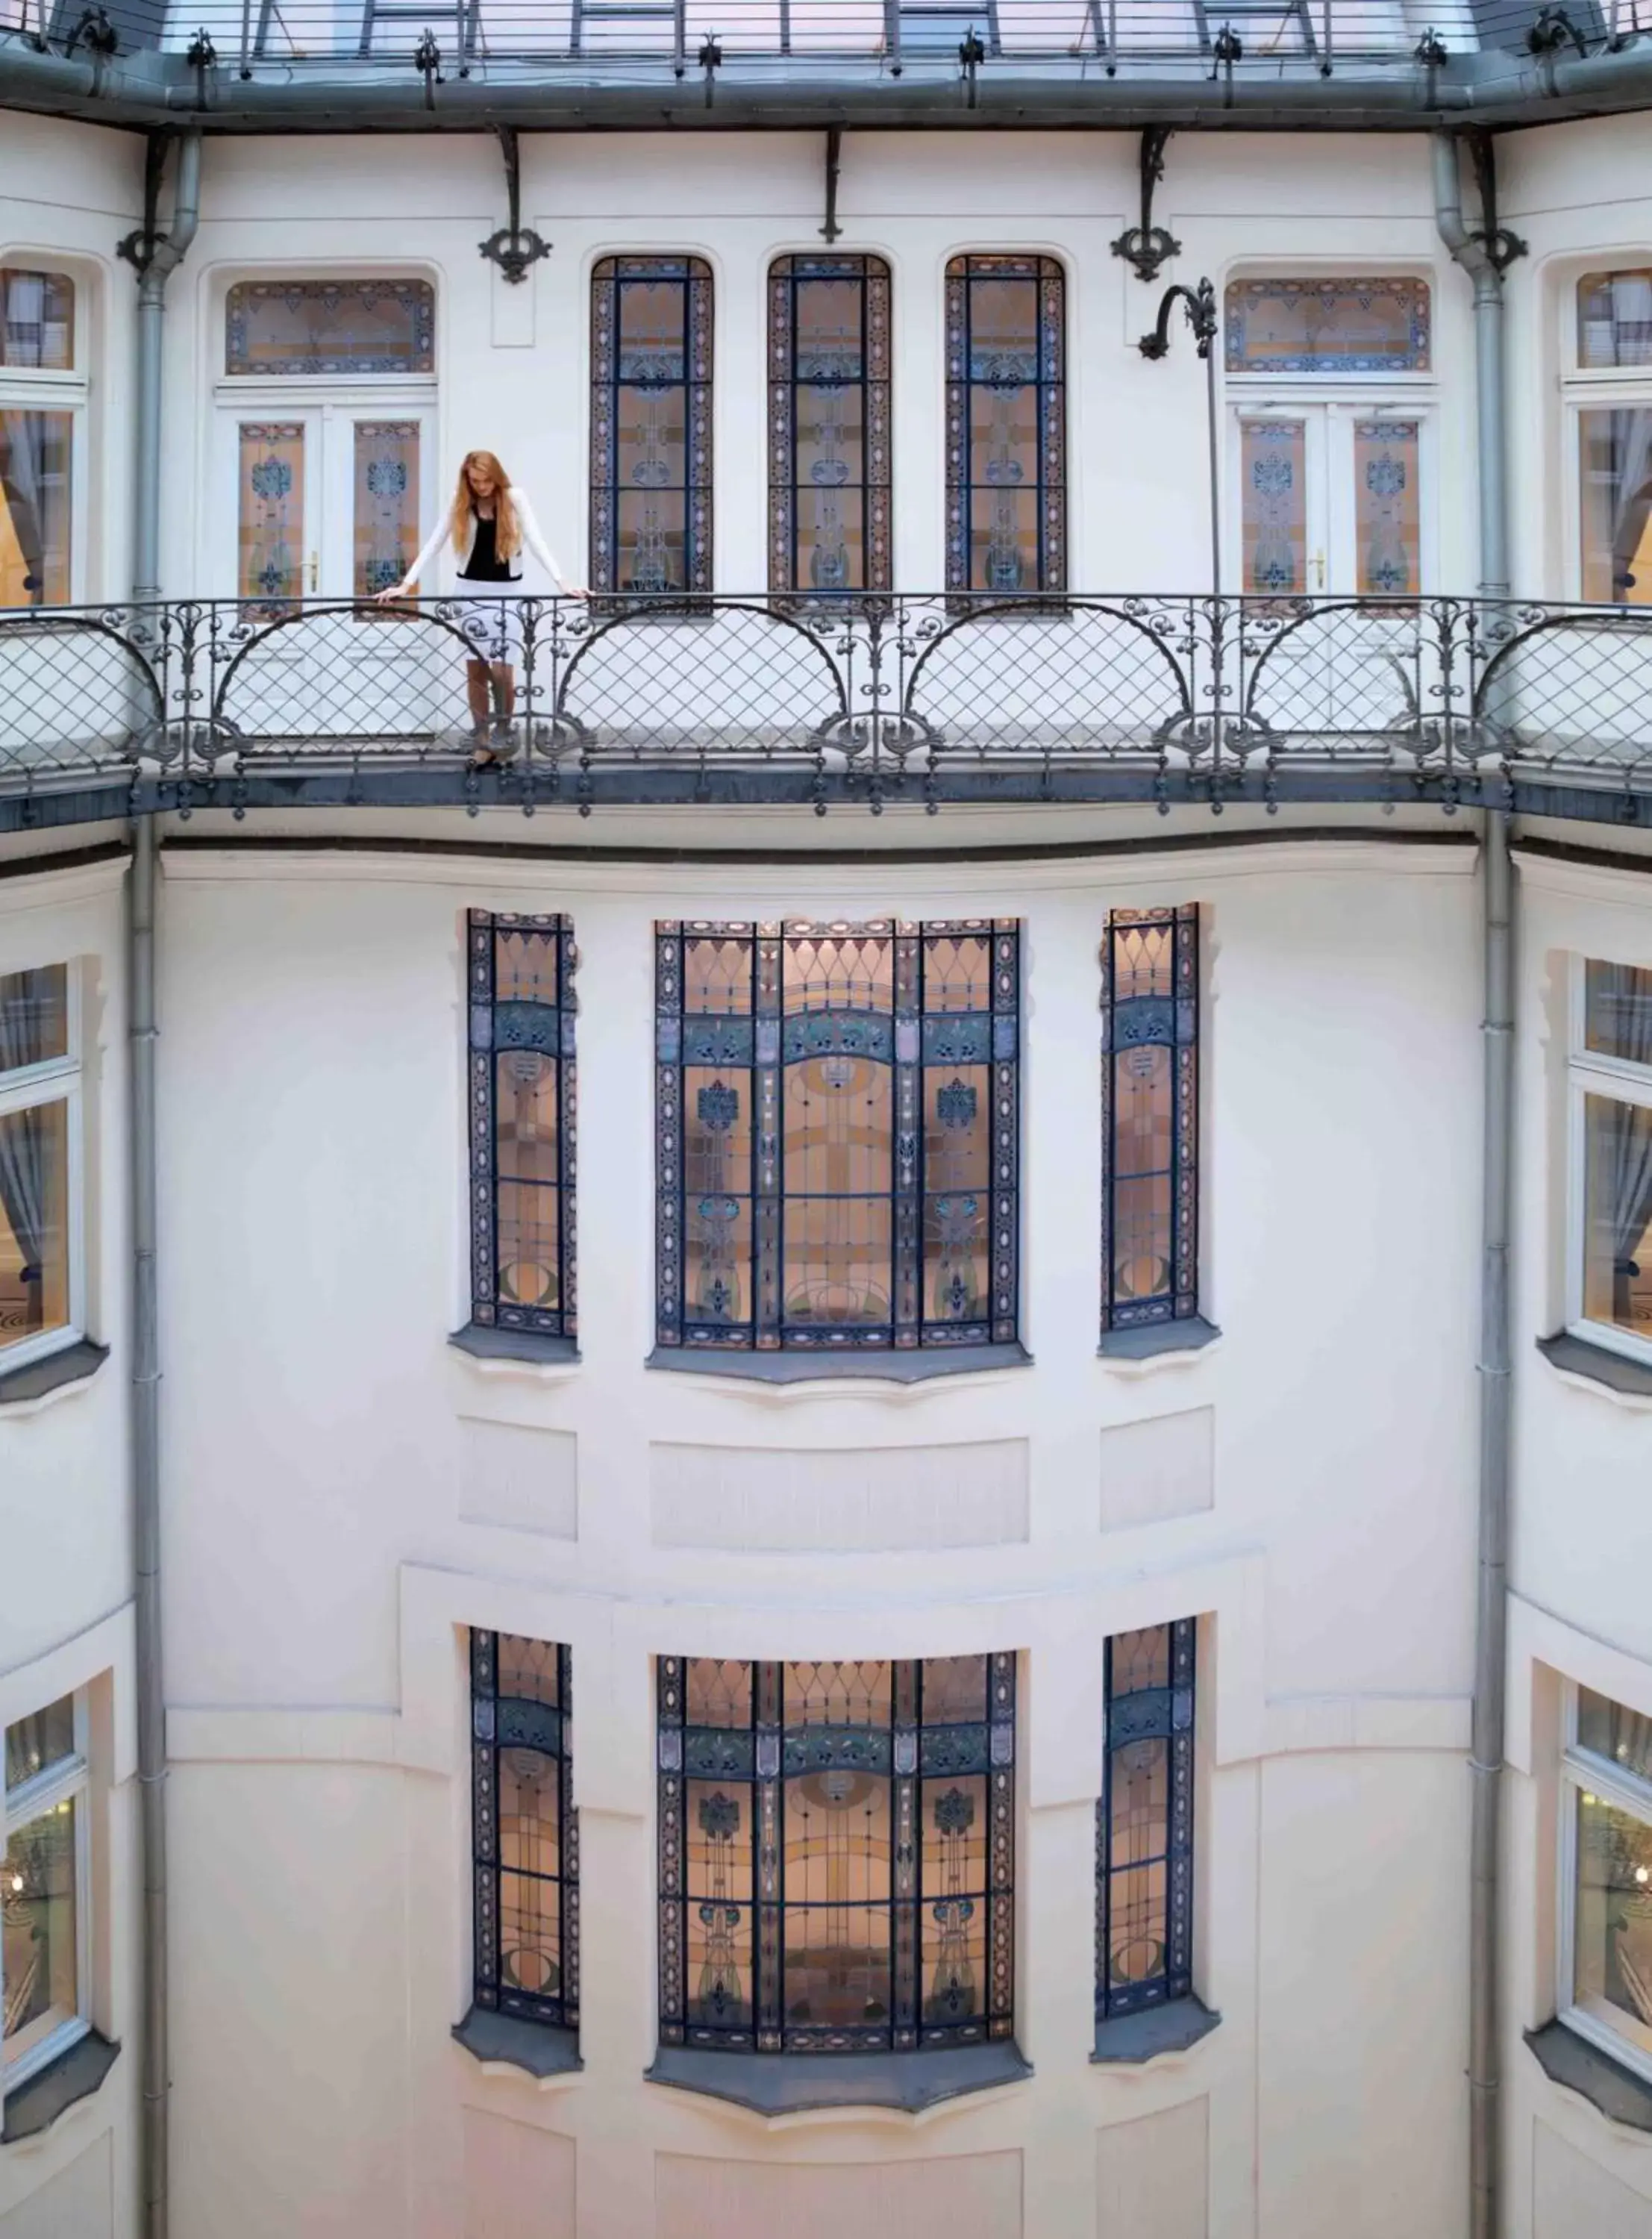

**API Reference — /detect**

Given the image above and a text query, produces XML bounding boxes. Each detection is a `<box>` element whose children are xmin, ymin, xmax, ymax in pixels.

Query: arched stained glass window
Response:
<box><xmin>470</xmin><ymin>1631</ymin><xmax>579</xmax><ymax>2034</ymax></box>
<box><xmin>1100</xmin><ymin>905</ymin><xmax>1199</xmax><ymax>1334</ymax></box>
<box><xmin>466</xmin><ymin>911</ymin><xmax>577</xmax><ymax>1344</ymax></box>
<box><xmin>654</xmin><ymin>917</ymin><xmax>1019</xmax><ymax>1355</ymax></box>
<box><xmin>1097</xmin><ymin>1621</ymin><xmax>1196</xmax><ymax>2024</ymax></box>
<box><xmin>768</xmin><ymin>254</ymin><xmax>891</xmax><ymax>597</ymax></box>
<box><xmin>657</xmin><ymin>1653</ymin><xmax>1016</xmax><ymax>2054</ymax></box>
<box><xmin>590</xmin><ymin>256</ymin><xmax>713</xmax><ymax>597</ymax></box>
<box><xmin>944</xmin><ymin>254</ymin><xmax>1065</xmax><ymax>598</ymax></box>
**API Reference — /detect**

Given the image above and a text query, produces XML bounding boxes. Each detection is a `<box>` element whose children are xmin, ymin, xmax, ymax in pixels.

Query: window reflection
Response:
<box><xmin>1580</xmin><ymin>409</ymin><xmax>1652</xmax><ymax>606</ymax></box>
<box><xmin>0</xmin><ymin>410</ymin><xmax>71</xmax><ymax>607</ymax></box>
<box><xmin>1575</xmin><ymin>1794</ymin><xmax>1652</xmax><ymax>2059</ymax></box>
<box><xmin>1583</xmin><ymin>1091</ymin><xmax>1652</xmax><ymax>1340</ymax></box>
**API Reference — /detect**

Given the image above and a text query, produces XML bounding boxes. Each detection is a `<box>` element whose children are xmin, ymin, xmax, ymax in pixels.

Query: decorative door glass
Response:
<box><xmin>1352</xmin><ymin>418</ymin><xmax>1420</xmax><ymax>596</ymax></box>
<box><xmin>351</xmin><ymin>419</ymin><xmax>420</xmax><ymax>597</ymax></box>
<box><xmin>1239</xmin><ymin>418</ymin><xmax>1308</xmax><ymax>595</ymax></box>
<box><xmin>237</xmin><ymin>419</ymin><xmax>307</xmax><ymax>604</ymax></box>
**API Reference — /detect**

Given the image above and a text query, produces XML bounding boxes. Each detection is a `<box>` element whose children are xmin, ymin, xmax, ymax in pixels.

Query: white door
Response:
<box><xmin>219</xmin><ymin>405</ymin><xmax>432</xmax><ymax>603</ymax></box>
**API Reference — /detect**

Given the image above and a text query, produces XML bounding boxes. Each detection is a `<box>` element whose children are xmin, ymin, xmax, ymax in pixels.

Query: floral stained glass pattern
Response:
<box><xmin>1097</xmin><ymin>1621</ymin><xmax>1196</xmax><ymax>2023</ymax></box>
<box><xmin>237</xmin><ymin>421</ymin><xmax>304</xmax><ymax>605</ymax></box>
<box><xmin>1101</xmin><ymin>905</ymin><xmax>1199</xmax><ymax>1334</ymax></box>
<box><xmin>1239</xmin><ymin>419</ymin><xmax>1306</xmax><ymax>596</ymax></box>
<box><xmin>352</xmin><ymin>420</ymin><xmax>421</xmax><ymax>599</ymax></box>
<box><xmin>768</xmin><ymin>255</ymin><xmax>891</xmax><ymax>597</ymax></box>
<box><xmin>1353</xmin><ymin>419</ymin><xmax>1420</xmax><ymax>597</ymax></box>
<box><xmin>225</xmin><ymin>279</ymin><xmax>434</xmax><ymax>375</ymax></box>
<box><xmin>590</xmin><ymin>257</ymin><xmax>713</xmax><ymax>597</ymax></box>
<box><xmin>657</xmin><ymin>1653</ymin><xmax>1016</xmax><ymax>2054</ymax></box>
<box><xmin>1224</xmin><ymin>277</ymin><xmax>1430</xmax><ymax>373</ymax></box>
<box><xmin>471</xmin><ymin>1631</ymin><xmax>578</xmax><ymax>2032</ymax></box>
<box><xmin>945</xmin><ymin>255</ymin><xmax>1065</xmax><ymax>597</ymax></box>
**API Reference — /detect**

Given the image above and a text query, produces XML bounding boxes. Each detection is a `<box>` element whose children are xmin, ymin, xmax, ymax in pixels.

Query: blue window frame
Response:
<box><xmin>470</xmin><ymin>1631</ymin><xmax>578</xmax><ymax>2032</ymax></box>
<box><xmin>466</xmin><ymin>911</ymin><xmax>577</xmax><ymax>1342</ymax></box>
<box><xmin>1097</xmin><ymin>1620</ymin><xmax>1196</xmax><ymax>2023</ymax></box>
<box><xmin>1100</xmin><ymin>905</ymin><xmax>1199</xmax><ymax>1334</ymax></box>
<box><xmin>943</xmin><ymin>253</ymin><xmax>1066</xmax><ymax>598</ymax></box>
<box><xmin>589</xmin><ymin>255</ymin><xmax>713</xmax><ymax>597</ymax></box>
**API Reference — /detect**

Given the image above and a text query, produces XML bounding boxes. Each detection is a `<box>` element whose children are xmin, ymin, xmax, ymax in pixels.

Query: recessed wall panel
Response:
<box><xmin>654</xmin><ymin>2150</ymin><xmax>1022</xmax><ymax>2238</ymax></box>
<box><xmin>1099</xmin><ymin>1408</ymin><xmax>1215</xmax><ymax>1533</ymax></box>
<box><xmin>463</xmin><ymin>2108</ymin><xmax>575</xmax><ymax>2239</ymax></box>
<box><xmin>1534</xmin><ymin>2117</ymin><xmax>1652</xmax><ymax>2239</ymax></box>
<box><xmin>0</xmin><ymin>2133</ymin><xmax>113</xmax><ymax>2239</ymax></box>
<box><xmin>650</xmin><ymin>1439</ymin><xmax>1029</xmax><ymax>1551</ymax></box>
<box><xmin>458</xmin><ymin>1420</ymin><xmax>578</xmax><ymax>1540</ymax></box>
<box><xmin>1096</xmin><ymin>2099</ymin><xmax>1207</xmax><ymax>2238</ymax></box>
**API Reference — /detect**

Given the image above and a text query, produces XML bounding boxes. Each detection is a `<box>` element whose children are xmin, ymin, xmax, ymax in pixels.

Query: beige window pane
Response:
<box><xmin>1579</xmin><ymin>270</ymin><xmax>1652</xmax><ymax>369</ymax></box>
<box><xmin>1584</xmin><ymin>960</ymin><xmax>1652</xmax><ymax>1065</ymax></box>
<box><xmin>353</xmin><ymin>421</ymin><xmax>420</xmax><ymax>600</ymax></box>
<box><xmin>0</xmin><ymin>965</ymin><xmax>68</xmax><ymax>1072</ymax></box>
<box><xmin>1</xmin><ymin>269</ymin><xmax>75</xmax><ymax>372</ymax></box>
<box><xmin>237</xmin><ymin>421</ymin><xmax>304</xmax><ymax>605</ymax></box>
<box><xmin>0</xmin><ymin>1096</ymin><xmax>69</xmax><ymax>1351</ymax></box>
<box><xmin>2</xmin><ymin>1798</ymin><xmax>78</xmax><ymax>2063</ymax></box>
<box><xmin>1579</xmin><ymin>1690</ymin><xmax>1652</xmax><ymax>1788</ymax></box>
<box><xmin>1574</xmin><ymin>1794</ymin><xmax>1652</xmax><ymax>2058</ymax></box>
<box><xmin>1241</xmin><ymin>419</ymin><xmax>1306</xmax><ymax>596</ymax></box>
<box><xmin>1354</xmin><ymin>419</ymin><xmax>1420</xmax><ymax>597</ymax></box>
<box><xmin>4</xmin><ymin>1696</ymin><xmax>75</xmax><ymax>1793</ymax></box>
<box><xmin>0</xmin><ymin>410</ymin><xmax>72</xmax><ymax>607</ymax></box>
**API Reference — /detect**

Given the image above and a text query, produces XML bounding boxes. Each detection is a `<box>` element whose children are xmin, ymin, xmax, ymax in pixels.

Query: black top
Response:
<box><xmin>459</xmin><ymin>511</ymin><xmax>512</xmax><ymax>582</ymax></box>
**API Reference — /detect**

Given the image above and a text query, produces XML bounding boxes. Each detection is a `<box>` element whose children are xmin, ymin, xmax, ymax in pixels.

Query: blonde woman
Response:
<box><xmin>379</xmin><ymin>450</ymin><xmax>584</xmax><ymax>761</ymax></box>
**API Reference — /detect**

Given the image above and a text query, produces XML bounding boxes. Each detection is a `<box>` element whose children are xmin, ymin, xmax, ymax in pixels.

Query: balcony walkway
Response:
<box><xmin>3</xmin><ymin>592</ymin><xmax>1651</xmax><ymax>832</ymax></box>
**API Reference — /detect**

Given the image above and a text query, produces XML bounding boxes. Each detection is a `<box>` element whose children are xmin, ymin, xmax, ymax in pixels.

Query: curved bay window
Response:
<box><xmin>1097</xmin><ymin>1622</ymin><xmax>1196</xmax><ymax>2025</ymax></box>
<box><xmin>944</xmin><ymin>254</ymin><xmax>1065</xmax><ymax>599</ymax></box>
<box><xmin>1101</xmin><ymin>906</ymin><xmax>1199</xmax><ymax>1336</ymax></box>
<box><xmin>657</xmin><ymin>1654</ymin><xmax>1016</xmax><ymax>2054</ymax></box>
<box><xmin>768</xmin><ymin>254</ymin><xmax>891</xmax><ymax>598</ymax></box>
<box><xmin>590</xmin><ymin>256</ymin><xmax>713</xmax><ymax>598</ymax></box>
<box><xmin>466</xmin><ymin>911</ymin><xmax>577</xmax><ymax>1344</ymax></box>
<box><xmin>470</xmin><ymin>1632</ymin><xmax>578</xmax><ymax>2033</ymax></box>
<box><xmin>654</xmin><ymin>918</ymin><xmax>1019</xmax><ymax>1355</ymax></box>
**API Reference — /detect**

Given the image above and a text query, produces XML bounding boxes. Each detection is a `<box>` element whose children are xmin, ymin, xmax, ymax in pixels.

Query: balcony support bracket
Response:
<box><xmin>820</xmin><ymin>123</ymin><xmax>843</xmax><ymax>243</ymax></box>
<box><xmin>1465</xmin><ymin>128</ymin><xmax>1527</xmax><ymax>275</ymax></box>
<box><xmin>479</xmin><ymin>125</ymin><xmax>551</xmax><ymax>285</ymax></box>
<box><xmin>1111</xmin><ymin>125</ymin><xmax>1180</xmax><ymax>283</ymax></box>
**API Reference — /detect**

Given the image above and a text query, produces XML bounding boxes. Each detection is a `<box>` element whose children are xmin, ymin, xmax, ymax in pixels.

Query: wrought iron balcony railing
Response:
<box><xmin>3</xmin><ymin>591</ymin><xmax>1651</xmax><ymax>825</ymax></box>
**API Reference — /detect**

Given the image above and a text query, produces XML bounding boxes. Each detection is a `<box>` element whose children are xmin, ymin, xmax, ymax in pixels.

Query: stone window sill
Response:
<box><xmin>1098</xmin><ymin>1317</ymin><xmax>1221</xmax><ymax>1371</ymax></box>
<box><xmin>1537</xmin><ymin>1331</ymin><xmax>1652</xmax><ymax>1408</ymax></box>
<box><xmin>448</xmin><ymin>1324</ymin><xmax>580</xmax><ymax>1374</ymax></box>
<box><xmin>1527</xmin><ymin>2019</ymin><xmax>1652</xmax><ymax>2132</ymax></box>
<box><xmin>452</xmin><ymin>2005</ymin><xmax>582</xmax><ymax>2082</ymax></box>
<box><xmin>1092</xmin><ymin>1995</ymin><xmax>1221</xmax><ymax>2067</ymax></box>
<box><xmin>1</xmin><ymin>2031</ymin><xmax>119</xmax><ymax>2146</ymax></box>
<box><xmin>645</xmin><ymin>2039</ymin><xmax>1032</xmax><ymax>2117</ymax></box>
<box><xmin>0</xmin><ymin>1339</ymin><xmax>109</xmax><ymax>1412</ymax></box>
<box><xmin>645</xmin><ymin>1341</ymin><xmax>1031</xmax><ymax>1388</ymax></box>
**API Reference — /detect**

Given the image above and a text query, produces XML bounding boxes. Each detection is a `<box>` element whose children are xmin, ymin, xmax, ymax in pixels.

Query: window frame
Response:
<box><xmin>942</xmin><ymin>252</ymin><xmax>1066</xmax><ymax>602</ymax></box>
<box><xmin>589</xmin><ymin>254</ymin><xmax>714</xmax><ymax>601</ymax></box>
<box><xmin>469</xmin><ymin>1631</ymin><xmax>579</xmax><ymax>2037</ymax></box>
<box><xmin>766</xmin><ymin>252</ymin><xmax>892</xmax><ymax>600</ymax></box>
<box><xmin>1099</xmin><ymin>905</ymin><xmax>1200</xmax><ymax>1337</ymax></box>
<box><xmin>2</xmin><ymin>1692</ymin><xmax>92</xmax><ymax>2097</ymax></box>
<box><xmin>655</xmin><ymin>1652</ymin><xmax>1018</xmax><ymax>2057</ymax></box>
<box><xmin>1557</xmin><ymin>1679</ymin><xmax>1652</xmax><ymax>2086</ymax></box>
<box><xmin>0</xmin><ymin>962</ymin><xmax>86</xmax><ymax>1375</ymax></box>
<box><xmin>1559</xmin><ymin>263</ymin><xmax>1652</xmax><ymax>604</ymax></box>
<box><xmin>0</xmin><ymin>262</ymin><xmax>90</xmax><ymax>608</ymax></box>
<box><xmin>1565</xmin><ymin>952</ymin><xmax>1652</xmax><ymax>1367</ymax></box>
<box><xmin>653</xmin><ymin>916</ymin><xmax>1021</xmax><ymax>1356</ymax></box>
<box><xmin>1095</xmin><ymin>1620</ymin><xmax>1197</xmax><ymax>2027</ymax></box>
<box><xmin>1224</xmin><ymin>397</ymin><xmax>1439</xmax><ymax>599</ymax></box>
<box><xmin>465</xmin><ymin>910</ymin><xmax>578</xmax><ymax>1345</ymax></box>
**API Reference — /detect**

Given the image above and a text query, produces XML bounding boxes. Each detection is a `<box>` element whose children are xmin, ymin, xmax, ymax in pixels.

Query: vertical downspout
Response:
<box><xmin>128</xmin><ymin>127</ymin><xmax>200</xmax><ymax>2239</ymax></box>
<box><xmin>1433</xmin><ymin>128</ymin><xmax>1513</xmax><ymax>2239</ymax></box>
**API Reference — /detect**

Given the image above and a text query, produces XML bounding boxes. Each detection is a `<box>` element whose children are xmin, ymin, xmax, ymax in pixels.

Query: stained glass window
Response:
<box><xmin>944</xmin><ymin>255</ymin><xmax>1065</xmax><ymax>598</ymax></box>
<box><xmin>1101</xmin><ymin>906</ymin><xmax>1199</xmax><ymax>1334</ymax></box>
<box><xmin>590</xmin><ymin>257</ymin><xmax>713</xmax><ymax>598</ymax></box>
<box><xmin>1579</xmin><ymin>271</ymin><xmax>1652</xmax><ymax>369</ymax></box>
<box><xmin>1097</xmin><ymin>1621</ymin><xmax>1196</xmax><ymax>2024</ymax></box>
<box><xmin>657</xmin><ymin>1653</ymin><xmax>1016</xmax><ymax>2054</ymax></box>
<box><xmin>1</xmin><ymin>270</ymin><xmax>75</xmax><ymax>371</ymax></box>
<box><xmin>1352</xmin><ymin>419</ymin><xmax>1420</xmax><ymax>597</ymax></box>
<box><xmin>1239</xmin><ymin>419</ymin><xmax>1306</xmax><ymax>596</ymax></box>
<box><xmin>470</xmin><ymin>1632</ymin><xmax>578</xmax><ymax>2034</ymax></box>
<box><xmin>654</xmin><ymin>918</ymin><xmax>1019</xmax><ymax>1355</ymax></box>
<box><xmin>768</xmin><ymin>254</ymin><xmax>891</xmax><ymax>598</ymax></box>
<box><xmin>236</xmin><ymin>421</ymin><xmax>304</xmax><ymax>608</ymax></box>
<box><xmin>225</xmin><ymin>279</ymin><xmax>435</xmax><ymax>376</ymax></box>
<box><xmin>352</xmin><ymin>420</ymin><xmax>421</xmax><ymax>599</ymax></box>
<box><xmin>1224</xmin><ymin>278</ymin><xmax>1430</xmax><ymax>374</ymax></box>
<box><xmin>467</xmin><ymin>912</ymin><xmax>577</xmax><ymax>1343</ymax></box>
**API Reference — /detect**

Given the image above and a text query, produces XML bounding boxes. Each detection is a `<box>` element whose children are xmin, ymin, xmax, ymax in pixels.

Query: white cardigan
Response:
<box><xmin>395</xmin><ymin>486</ymin><xmax>573</xmax><ymax>596</ymax></box>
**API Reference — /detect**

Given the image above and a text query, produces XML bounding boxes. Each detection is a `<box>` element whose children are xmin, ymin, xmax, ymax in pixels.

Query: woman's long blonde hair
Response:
<box><xmin>450</xmin><ymin>450</ymin><xmax>521</xmax><ymax>562</ymax></box>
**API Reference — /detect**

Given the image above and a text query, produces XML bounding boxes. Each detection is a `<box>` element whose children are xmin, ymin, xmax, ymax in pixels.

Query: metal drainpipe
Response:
<box><xmin>1434</xmin><ymin>128</ymin><xmax>1513</xmax><ymax>2239</ymax></box>
<box><xmin>129</xmin><ymin>125</ymin><xmax>199</xmax><ymax>2239</ymax></box>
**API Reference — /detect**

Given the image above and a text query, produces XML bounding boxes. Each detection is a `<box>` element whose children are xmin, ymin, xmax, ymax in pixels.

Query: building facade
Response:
<box><xmin>1</xmin><ymin>38</ymin><xmax>1652</xmax><ymax>2238</ymax></box>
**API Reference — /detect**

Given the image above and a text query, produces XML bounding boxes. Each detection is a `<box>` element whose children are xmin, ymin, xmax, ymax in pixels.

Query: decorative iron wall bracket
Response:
<box><xmin>1111</xmin><ymin>125</ymin><xmax>1180</xmax><ymax>284</ymax></box>
<box><xmin>116</xmin><ymin>128</ymin><xmax>174</xmax><ymax>275</ymax></box>
<box><xmin>820</xmin><ymin>123</ymin><xmax>843</xmax><ymax>243</ymax></box>
<box><xmin>1465</xmin><ymin>127</ymin><xmax>1528</xmax><ymax>274</ymax></box>
<box><xmin>479</xmin><ymin>125</ymin><xmax>551</xmax><ymax>284</ymax></box>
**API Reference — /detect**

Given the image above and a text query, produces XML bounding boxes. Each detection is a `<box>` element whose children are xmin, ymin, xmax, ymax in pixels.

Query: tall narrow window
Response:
<box><xmin>1559</xmin><ymin>1682</ymin><xmax>1652</xmax><ymax>2082</ymax></box>
<box><xmin>466</xmin><ymin>912</ymin><xmax>577</xmax><ymax>1346</ymax></box>
<box><xmin>3</xmin><ymin>1692</ymin><xmax>90</xmax><ymax>2096</ymax></box>
<box><xmin>1</xmin><ymin>267</ymin><xmax>81</xmax><ymax>607</ymax></box>
<box><xmin>657</xmin><ymin>1654</ymin><xmax>1016</xmax><ymax>2054</ymax></box>
<box><xmin>470</xmin><ymin>1633</ymin><xmax>578</xmax><ymax>2035</ymax></box>
<box><xmin>1098</xmin><ymin>1621</ymin><xmax>1195</xmax><ymax>2025</ymax></box>
<box><xmin>0</xmin><ymin>964</ymin><xmax>81</xmax><ymax>1373</ymax></box>
<box><xmin>768</xmin><ymin>254</ymin><xmax>891</xmax><ymax>598</ymax></box>
<box><xmin>944</xmin><ymin>254</ymin><xmax>1065</xmax><ymax>598</ymax></box>
<box><xmin>590</xmin><ymin>257</ymin><xmax>713</xmax><ymax>598</ymax></box>
<box><xmin>1100</xmin><ymin>907</ymin><xmax>1199</xmax><ymax>1336</ymax></box>
<box><xmin>654</xmin><ymin>918</ymin><xmax>1019</xmax><ymax>1356</ymax></box>
<box><xmin>1567</xmin><ymin>956</ymin><xmax>1652</xmax><ymax>1358</ymax></box>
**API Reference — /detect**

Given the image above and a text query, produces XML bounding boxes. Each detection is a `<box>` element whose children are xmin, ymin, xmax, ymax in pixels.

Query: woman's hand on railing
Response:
<box><xmin>375</xmin><ymin>584</ymin><xmax>411</xmax><ymax>605</ymax></box>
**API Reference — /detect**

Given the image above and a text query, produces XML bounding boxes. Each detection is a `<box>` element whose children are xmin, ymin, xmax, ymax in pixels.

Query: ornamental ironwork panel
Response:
<box><xmin>768</xmin><ymin>254</ymin><xmax>892</xmax><ymax>600</ymax></box>
<box><xmin>468</xmin><ymin>910</ymin><xmax>578</xmax><ymax>1339</ymax></box>
<box><xmin>944</xmin><ymin>254</ymin><xmax>1066</xmax><ymax>599</ymax></box>
<box><xmin>654</xmin><ymin>917</ymin><xmax>1019</xmax><ymax>1354</ymax></box>
<box><xmin>1097</xmin><ymin>1618</ymin><xmax>1196</xmax><ymax>2023</ymax></box>
<box><xmin>1223</xmin><ymin>276</ymin><xmax>1430</xmax><ymax>375</ymax></box>
<box><xmin>472</xmin><ymin>1629</ymin><xmax>579</xmax><ymax>2032</ymax></box>
<box><xmin>590</xmin><ymin>257</ymin><xmax>713</xmax><ymax>599</ymax></box>
<box><xmin>657</xmin><ymin>1653</ymin><xmax>1017</xmax><ymax>2055</ymax></box>
<box><xmin>225</xmin><ymin>278</ymin><xmax>436</xmax><ymax>376</ymax></box>
<box><xmin>1101</xmin><ymin>905</ymin><xmax>1198</xmax><ymax>1334</ymax></box>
